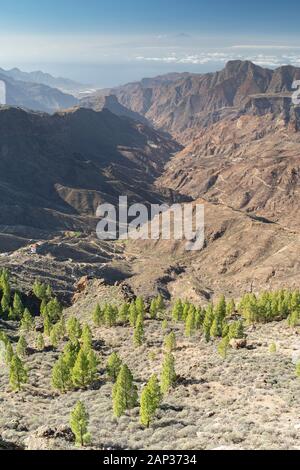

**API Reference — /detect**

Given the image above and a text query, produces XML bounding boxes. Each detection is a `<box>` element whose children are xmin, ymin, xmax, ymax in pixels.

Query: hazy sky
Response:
<box><xmin>0</xmin><ymin>0</ymin><xmax>300</xmax><ymax>87</ymax></box>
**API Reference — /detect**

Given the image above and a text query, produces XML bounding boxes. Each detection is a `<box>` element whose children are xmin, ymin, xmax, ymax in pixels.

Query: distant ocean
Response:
<box><xmin>8</xmin><ymin>61</ymin><xmax>225</xmax><ymax>89</ymax></box>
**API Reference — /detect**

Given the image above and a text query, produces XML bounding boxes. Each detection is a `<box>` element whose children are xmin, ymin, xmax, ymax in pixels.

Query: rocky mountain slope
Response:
<box><xmin>0</xmin><ymin>106</ymin><xmax>180</xmax><ymax>249</ymax></box>
<box><xmin>0</xmin><ymin>72</ymin><xmax>78</xmax><ymax>113</ymax></box>
<box><xmin>0</xmin><ymin>67</ymin><xmax>85</xmax><ymax>95</ymax></box>
<box><xmin>88</xmin><ymin>61</ymin><xmax>300</xmax><ymax>143</ymax></box>
<box><xmin>81</xmin><ymin>94</ymin><xmax>149</xmax><ymax>124</ymax></box>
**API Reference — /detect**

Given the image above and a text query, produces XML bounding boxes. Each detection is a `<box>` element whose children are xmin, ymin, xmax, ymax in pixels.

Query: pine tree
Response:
<box><xmin>185</xmin><ymin>307</ymin><xmax>196</xmax><ymax>337</ymax></box>
<box><xmin>20</xmin><ymin>309</ymin><xmax>34</xmax><ymax>332</ymax></box>
<box><xmin>104</xmin><ymin>304</ymin><xmax>117</xmax><ymax>327</ymax></box>
<box><xmin>67</xmin><ymin>317</ymin><xmax>82</xmax><ymax>344</ymax></box>
<box><xmin>81</xmin><ymin>324</ymin><xmax>93</xmax><ymax>351</ymax></box>
<box><xmin>112</xmin><ymin>365</ymin><xmax>138</xmax><ymax>417</ymax></box>
<box><xmin>269</xmin><ymin>343</ymin><xmax>277</xmax><ymax>354</ymax></box>
<box><xmin>107</xmin><ymin>352</ymin><xmax>122</xmax><ymax>382</ymax></box>
<box><xmin>156</xmin><ymin>295</ymin><xmax>165</xmax><ymax>313</ymax></box>
<box><xmin>222</xmin><ymin>322</ymin><xmax>230</xmax><ymax>338</ymax></box>
<box><xmin>140</xmin><ymin>385</ymin><xmax>153</xmax><ymax>428</ymax></box>
<box><xmin>5</xmin><ymin>341</ymin><xmax>14</xmax><ymax>365</ymax></box>
<box><xmin>210</xmin><ymin>317</ymin><xmax>222</xmax><ymax>338</ymax></box>
<box><xmin>172</xmin><ymin>299</ymin><xmax>183</xmax><ymax>323</ymax></box>
<box><xmin>43</xmin><ymin>314</ymin><xmax>52</xmax><ymax>337</ymax></box>
<box><xmin>226</xmin><ymin>299</ymin><xmax>235</xmax><ymax>317</ymax></box>
<box><xmin>149</xmin><ymin>299</ymin><xmax>158</xmax><ymax>319</ymax></box>
<box><xmin>1</xmin><ymin>293</ymin><xmax>10</xmax><ymax>315</ymax></box>
<box><xmin>52</xmin><ymin>355</ymin><xmax>71</xmax><ymax>393</ymax></box>
<box><xmin>16</xmin><ymin>335</ymin><xmax>27</xmax><ymax>357</ymax></box>
<box><xmin>288</xmin><ymin>311</ymin><xmax>300</xmax><ymax>328</ymax></box>
<box><xmin>13</xmin><ymin>292</ymin><xmax>24</xmax><ymax>320</ymax></box>
<box><xmin>33</xmin><ymin>280</ymin><xmax>47</xmax><ymax>300</ymax></box>
<box><xmin>161</xmin><ymin>353</ymin><xmax>176</xmax><ymax>395</ymax></box>
<box><xmin>164</xmin><ymin>331</ymin><xmax>176</xmax><ymax>353</ymax></box>
<box><xmin>135</xmin><ymin>297</ymin><xmax>145</xmax><ymax>318</ymax></box>
<box><xmin>214</xmin><ymin>295</ymin><xmax>227</xmax><ymax>322</ymax></box>
<box><xmin>162</xmin><ymin>319</ymin><xmax>168</xmax><ymax>331</ymax></box>
<box><xmin>140</xmin><ymin>374</ymin><xmax>162</xmax><ymax>428</ymax></box>
<box><xmin>63</xmin><ymin>341</ymin><xmax>80</xmax><ymax>369</ymax></box>
<box><xmin>70</xmin><ymin>401</ymin><xmax>91</xmax><ymax>447</ymax></box>
<box><xmin>9</xmin><ymin>355</ymin><xmax>28</xmax><ymax>392</ymax></box>
<box><xmin>87</xmin><ymin>350</ymin><xmax>99</xmax><ymax>383</ymax></box>
<box><xmin>35</xmin><ymin>333</ymin><xmax>45</xmax><ymax>351</ymax></box>
<box><xmin>182</xmin><ymin>302</ymin><xmax>190</xmax><ymax>321</ymax></box>
<box><xmin>50</xmin><ymin>324</ymin><xmax>61</xmax><ymax>349</ymax></box>
<box><xmin>92</xmin><ymin>304</ymin><xmax>103</xmax><ymax>327</ymax></box>
<box><xmin>195</xmin><ymin>308</ymin><xmax>204</xmax><ymax>330</ymax></box>
<box><xmin>129</xmin><ymin>302</ymin><xmax>138</xmax><ymax>327</ymax></box>
<box><xmin>118</xmin><ymin>303</ymin><xmax>129</xmax><ymax>324</ymax></box>
<box><xmin>134</xmin><ymin>314</ymin><xmax>145</xmax><ymax>347</ymax></box>
<box><xmin>203</xmin><ymin>306</ymin><xmax>214</xmax><ymax>342</ymax></box>
<box><xmin>217</xmin><ymin>336</ymin><xmax>230</xmax><ymax>359</ymax></box>
<box><xmin>147</xmin><ymin>373</ymin><xmax>162</xmax><ymax>412</ymax></box>
<box><xmin>72</xmin><ymin>348</ymin><xmax>90</xmax><ymax>389</ymax></box>
<box><xmin>44</xmin><ymin>298</ymin><xmax>62</xmax><ymax>323</ymax></box>
<box><xmin>228</xmin><ymin>321</ymin><xmax>245</xmax><ymax>340</ymax></box>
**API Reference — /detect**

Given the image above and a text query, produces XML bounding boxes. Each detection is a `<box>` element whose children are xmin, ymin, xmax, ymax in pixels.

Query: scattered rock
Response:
<box><xmin>229</xmin><ymin>338</ymin><xmax>247</xmax><ymax>349</ymax></box>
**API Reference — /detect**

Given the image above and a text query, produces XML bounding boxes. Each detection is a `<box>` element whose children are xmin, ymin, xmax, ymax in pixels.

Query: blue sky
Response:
<box><xmin>0</xmin><ymin>0</ymin><xmax>300</xmax><ymax>87</ymax></box>
<box><xmin>1</xmin><ymin>0</ymin><xmax>300</xmax><ymax>34</ymax></box>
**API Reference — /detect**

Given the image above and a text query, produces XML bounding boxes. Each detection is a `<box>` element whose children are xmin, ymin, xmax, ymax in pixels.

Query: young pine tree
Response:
<box><xmin>210</xmin><ymin>317</ymin><xmax>223</xmax><ymax>338</ymax></box>
<box><xmin>185</xmin><ymin>307</ymin><xmax>196</xmax><ymax>337</ymax></box>
<box><xmin>43</xmin><ymin>314</ymin><xmax>52</xmax><ymax>337</ymax></box>
<box><xmin>5</xmin><ymin>341</ymin><xmax>14</xmax><ymax>365</ymax></box>
<box><xmin>140</xmin><ymin>385</ymin><xmax>153</xmax><ymax>428</ymax></box>
<box><xmin>203</xmin><ymin>306</ymin><xmax>214</xmax><ymax>343</ymax></box>
<box><xmin>164</xmin><ymin>331</ymin><xmax>177</xmax><ymax>353</ymax></box>
<box><xmin>172</xmin><ymin>299</ymin><xmax>183</xmax><ymax>323</ymax></box>
<box><xmin>133</xmin><ymin>314</ymin><xmax>145</xmax><ymax>347</ymax></box>
<box><xmin>72</xmin><ymin>348</ymin><xmax>90</xmax><ymax>389</ymax></box>
<box><xmin>140</xmin><ymin>374</ymin><xmax>162</xmax><ymax>428</ymax></box>
<box><xmin>149</xmin><ymin>299</ymin><xmax>158</xmax><ymax>320</ymax></box>
<box><xmin>52</xmin><ymin>355</ymin><xmax>71</xmax><ymax>393</ymax></box>
<box><xmin>92</xmin><ymin>304</ymin><xmax>104</xmax><ymax>327</ymax></box>
<box><xmin>129</xmin><ymin>303</ymin><xmax>138</xmax><ymax>327</ymax></box>
<box><xmin>16</xmin><ymin>335</ymin><xmax>27</xmax><ymax>357</ymax></box>
<box><xmin>217</xmin><ymin>336</ymin><xmax>230</xmax><ymax>360</ymax></box>
<box><xmin>107</xmin><ymin>352</ymin><xmax>122</xmax><ymax>382</ymax></box>
<box><xmin>67</xmin><ymin>317</ymin><xmax>82</xmax><ymax>344</ymax></box>
<box><xmin>13</xmin><ymin>292</ymin><xmax>24</xmax><ymax>320</ymax></box>
<box><xmin>147</xmin><ymin>373</ymin><xmax>162</xmax><ymax>412</ymax></box>
<box><xmin>35</xmin><ymin>333</ymin><xmax>45</xmax><ymax>351</ymax></box>
<box><xmin>63</xmin><ymin>341</ymin><xmax>80</xmax><ymax>369</ymax></box>
<box><xmin>9</xmin><ymin>355</ymin><xmax>28</xmax><ymax>392</ymax></box>
<box><xmin>269</xmin><ymin>343</ymin><xmax>277</xmax><ymax>354</ymax></box>
<box><xmin>20</xmin><ymin>309</ymin><xmax>34</xmax><ymax>333</ymax></box>
<box><xmin>135</xmin><ymin>297</ymin><xmax>145</xmax><ymax>318</ymax></box>
<box><xmin>118</xmin><ymin>304</ymin><xmax>129</xmax><ymax>324</ymax></box>
<box><xmin>103</xmin><ymin>304</ymin><xmax>115</xmax><ymax>327</ymax></box>
<box><xmin>81</xmin><ymin>324</ymin><xmax>93</xmax><ymax>351</ymax></box>
<box><xmin>87</xmin><ymin>350</ymin><xmax>99</xmax><ymax>383</ymax></box>
<box><xmin>50</xmin><ymin>323</ymin><xmax>62</xmax><ymax>349</ymax></box>
<box><xmin>156</xmin><ymin>295</ymin><xmax>165</xmax><ymax>314</ymax></box>
<box><xmin>70</xmin><ymin>401</ymin><xmax>91</xmax><ymax>447</ymax></box>
<box><xmin>161</xmin><ymin>353</ymin><xmax>176</xmax><ymax>395</ymax></box>
<box><xmin>112</xmin><ymin>365</ymin><xmax>138</xmax><ymax>417</ymax></box>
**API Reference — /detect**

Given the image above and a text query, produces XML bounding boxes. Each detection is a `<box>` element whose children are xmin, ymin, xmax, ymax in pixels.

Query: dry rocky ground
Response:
<box><xmin>1</xmin><ymin>280</ymin><xmax>300</xmax><ymax>450</ymax></box>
